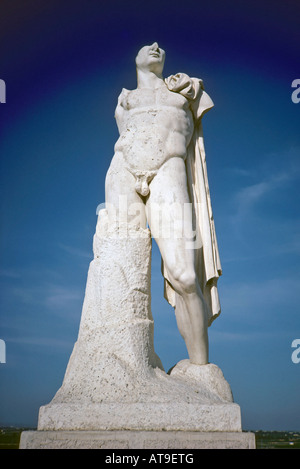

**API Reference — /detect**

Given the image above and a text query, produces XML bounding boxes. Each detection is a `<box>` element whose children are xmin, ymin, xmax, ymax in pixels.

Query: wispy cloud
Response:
<box><xmin>1</xmin><ymin>281</ymin><xmax>84</xmax><ymax>331</ymax></box>
<box><xmin>6</xmin><ymin>336</ymin><xmax>73</xmax><ymax>349</ymax></box>
<box><xmin>234</xmin><ymin>169</ymin><xmax>294</xmax><ymax>218</ymax></box>
<box><xmin>58</xmin><ymin>243</ymin><xmax>92</xmax><ymax>259</ymax></box>
<box><xmin>276</xmin><ymin>230</ymin><xmax>300</xmax><ymax>256</ymax></box>
<box><xmin>225</xmin><ymin>167</ymin><xmax>254</xmax><ymax>178</ymax></box>
<box><xmin>220</xmin><ymin>276</ymin><xmax>300</xmax><ymax>323</ymax></box>
<box><xmin>223</xmin><ymin>147</ymin><xmax>300</xmax><ymax>262</ymax></box>
<box><xmin>44</xmin><ymin>284</ymin><xmax>83</xmax><ymax>308</ymax></box>
<box><xmin>229</xmin><ymin>146</ymin><xmax>300</xmax><ymax>219</ymax></box>
<box><xmin>1</xmin><ymin>281</ymin><xmax>83</xmax><ymax>353</ymax></box>
<box><xmin>0</xmin><ymin>269</ymin><xmax>21</xmax><ymax>279</ymax></box>
<box><xmin>10</xmin><ymin>282</ymin><xmax>83</xmax><ymax>310</ymax></box>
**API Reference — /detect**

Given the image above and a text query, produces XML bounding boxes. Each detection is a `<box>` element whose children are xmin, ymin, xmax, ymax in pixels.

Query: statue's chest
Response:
<box><xmin>124</xmin><ymin>87</ymin><xmax>188</xmax><ymax>111</ymax></box>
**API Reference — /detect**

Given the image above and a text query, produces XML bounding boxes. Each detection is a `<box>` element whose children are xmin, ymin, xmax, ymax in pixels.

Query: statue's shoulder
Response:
<box><xmin>165</xmin><ymin>73</ymin><xmax>213</xmax><ymax>121</ymax></box>
<box><xmin>120</xmin><ymin>87</ymin><xmax>131</xmax><ymax>95</ymax></box>
<box><xmin>165</xmin><ymin>73</ymin><xmax>204</xmax><ymax>101</ymax></box>
<box><xmin>117</xmin><ymin>87</ymin><xmax>132</xmax><ymax>108</ymax></box>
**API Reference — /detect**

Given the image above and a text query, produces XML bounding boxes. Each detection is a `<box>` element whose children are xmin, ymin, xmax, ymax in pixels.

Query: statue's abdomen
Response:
<box><xmin>115</xmin><ymin>107</ymin><xmax>194</xmax><ymax>171</ymax></box>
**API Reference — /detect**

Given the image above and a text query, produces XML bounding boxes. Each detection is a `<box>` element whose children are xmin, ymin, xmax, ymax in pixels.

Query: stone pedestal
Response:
<box><xmin>20</xmin><ymin>430</ymin><xmax>256</xmax><ymax>449</ymax></box>
<box><xmin>20</xmin><ymin>211</ymin><xmax>254</xmax><ymax>448</ymax></box>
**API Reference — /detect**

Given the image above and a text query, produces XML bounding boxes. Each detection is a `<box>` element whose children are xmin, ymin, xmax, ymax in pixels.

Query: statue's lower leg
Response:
<box><xmin>174</xmin><ymin>287</ymin><xmax>209</xmax><ymax>365</ymax></box>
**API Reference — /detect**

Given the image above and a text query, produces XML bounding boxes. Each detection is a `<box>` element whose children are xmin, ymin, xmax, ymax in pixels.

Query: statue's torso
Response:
<box><xmin>114</xmin><ymin>85</ymin><xmax>194</xmax><ymax>171</ymax></box>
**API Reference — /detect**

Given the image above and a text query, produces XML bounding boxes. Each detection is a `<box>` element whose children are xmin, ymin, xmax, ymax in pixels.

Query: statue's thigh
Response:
<box><xmin>146</xmin><ymin>156</ymin><xmax>191</xmax><ymax>229</ymax></box>
<box><xmin>148</xmin><ymin>156</ymin><xmax>190</xmax><ymax>205</ymax></box>
<box><xmin>105</xmin><ymin>154</ymin><xmax>146</xmax><ymax>227</ymax></box>
<box><xmin>146</xmin><ymin>157</ymin><xmax>195</xmax><ymax>273</ymax></box>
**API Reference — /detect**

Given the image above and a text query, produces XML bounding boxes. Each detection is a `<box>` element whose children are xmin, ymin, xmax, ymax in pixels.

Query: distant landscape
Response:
<box><xmin>0</xmin><ymin>427</ymin><xmax>299</xmax><ymax>449</ymax></box>
<box><xmin>255</xmin><ymin>431</ymin><xmax>300</xmax><ymax>449</ymax></box>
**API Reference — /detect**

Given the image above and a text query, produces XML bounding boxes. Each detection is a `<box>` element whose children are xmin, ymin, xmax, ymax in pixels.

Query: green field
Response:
<box><xmin>255</xmin><ymin>431</ymin><xmax>300</xmax><ymax>449</ymax></box>
<box><xmin>1</xmin><ymin>427</ymin><xmax>299</xmax><ymax>449</ymax></box>
<box><xmin>0</xmin><ymin>427</ymin><xmax>26</xmax><ymax>449</ymax></box>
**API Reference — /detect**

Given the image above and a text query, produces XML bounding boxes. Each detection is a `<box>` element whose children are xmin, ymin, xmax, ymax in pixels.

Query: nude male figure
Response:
<box><xmin>105</xmin><ymin>43</ymin><xmax>214</xmax><ymax>365</ymax></box>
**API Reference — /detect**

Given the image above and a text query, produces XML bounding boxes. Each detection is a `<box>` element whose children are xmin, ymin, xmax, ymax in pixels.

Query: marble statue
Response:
<box><xmin>105</xmin><ymin>42</ymin><xmax>222</xmax><ymax>365</ymax></box>
<box><xmin>20</xmin><ymin>43</ymin><xmax>256</xmax><ymax>449</ymax></box>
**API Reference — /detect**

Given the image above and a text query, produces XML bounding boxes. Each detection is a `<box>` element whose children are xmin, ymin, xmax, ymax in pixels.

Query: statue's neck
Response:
<box><xmin>136</xmin><ymin>69</ymin><xmax>164</xmax><ymax>89</ymax></box>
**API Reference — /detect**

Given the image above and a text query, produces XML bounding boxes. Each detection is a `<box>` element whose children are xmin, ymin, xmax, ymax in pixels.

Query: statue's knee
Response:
<box><xmin>170</xmin><ymin>268</ymin><xmax>197</xmax><ymax>295</ymax></box>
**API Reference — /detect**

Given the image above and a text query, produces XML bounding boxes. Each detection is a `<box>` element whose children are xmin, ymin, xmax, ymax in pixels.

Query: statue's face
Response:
<box><xmin>135</xmin><ymin>42</ymin><xmax>165</xmax><ymax>74</ymax></box>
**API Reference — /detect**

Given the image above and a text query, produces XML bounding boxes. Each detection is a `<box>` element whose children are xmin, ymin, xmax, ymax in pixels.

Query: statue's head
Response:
<box><xmin>135</xmin><ymin>42</ymin><xmax>165</xmax><ymax>75</ymax></box>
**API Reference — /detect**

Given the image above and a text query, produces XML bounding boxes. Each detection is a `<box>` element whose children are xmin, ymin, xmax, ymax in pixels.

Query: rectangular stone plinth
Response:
<box><xmin>20</xmin><ymin>430</ymin><xmax>256</xmax><ymax>449</ymax></box>
<box><xmin>37</xmin><ymin>402</ymin><xmax>242</xmax><ymax>433</ymax></box>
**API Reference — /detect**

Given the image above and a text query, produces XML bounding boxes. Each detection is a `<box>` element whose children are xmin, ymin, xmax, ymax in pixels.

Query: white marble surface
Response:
<box><xmin>20</xmin><ymin>430</ymin><xmax>256</xmax><ymax>449</ymax></box>
<box><xmin>38</xmin><ymin>213</ymin><xmax>241</xmax><ymax>432</ymax></box>
<box><xmin>105</xmin><ymin>42</ymin><xmax>221</xmax><ymax>365</ymax></box>
<box><xmin>33</xmin><ymin>45</ymin><xmax>243</xmax><ymax>440</ymax></box>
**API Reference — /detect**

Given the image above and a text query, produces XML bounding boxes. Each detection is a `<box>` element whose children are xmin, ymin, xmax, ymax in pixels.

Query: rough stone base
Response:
<box><xmin>19</xmin><ymin>430</ymin><xmax>256</xmax><ymax>449</ymax></box>
<box><xmin>38</xmin><ymin>401</ymin><xmax>242</xmax><ymax>433</ymax></box>
<box><xmin>30</xmin><ymin>216</ymin><xmax>249</xmax><ymax>448</ymax></box>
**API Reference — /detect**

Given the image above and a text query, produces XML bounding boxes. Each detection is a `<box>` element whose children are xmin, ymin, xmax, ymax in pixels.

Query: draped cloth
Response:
<box><xmin>163</xmin><ymin>73</ymin><xmax>222</xmax><ymax>325</ymax></box>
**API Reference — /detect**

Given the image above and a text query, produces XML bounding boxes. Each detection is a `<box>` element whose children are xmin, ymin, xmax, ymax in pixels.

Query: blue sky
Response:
<box><xmin>0</xmin><ymin>0</ymin><xmax>299</xmax><ymax>430</ymax></box>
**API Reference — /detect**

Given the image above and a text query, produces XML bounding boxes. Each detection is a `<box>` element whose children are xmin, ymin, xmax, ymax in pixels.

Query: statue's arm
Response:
<box><xmin>114</xmin><ymin>88</ymin><xmax>129</xmax><ymax>134</ymax></box>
